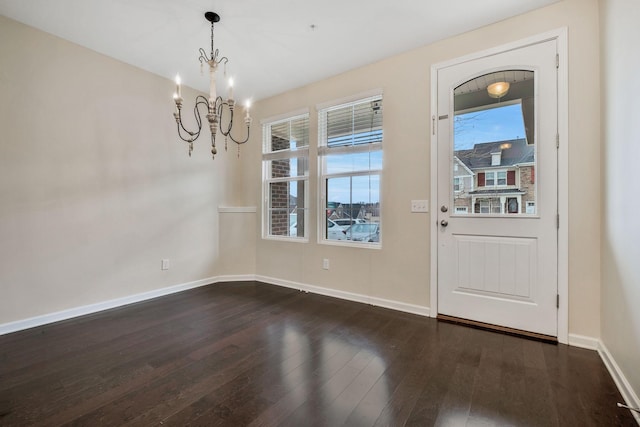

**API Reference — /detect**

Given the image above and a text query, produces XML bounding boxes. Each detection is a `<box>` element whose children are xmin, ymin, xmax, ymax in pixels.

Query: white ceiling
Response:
<box><xmin>0</xmin><ymin>0</ymin><xmax>560</xmax><ymax>102</ymax></box>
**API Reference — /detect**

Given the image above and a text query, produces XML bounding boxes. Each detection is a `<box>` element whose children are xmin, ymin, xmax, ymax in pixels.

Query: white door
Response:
<box><xmin>436</xmin><ymin>40</ymin><xmax>558</xmax><ymax>337</ymax></box>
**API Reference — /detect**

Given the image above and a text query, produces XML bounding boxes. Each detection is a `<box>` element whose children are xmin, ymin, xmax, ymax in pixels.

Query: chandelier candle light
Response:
<box><xmin>172</xmin><ymin>12</ymin><xmax>251</xmax><ymax>158</ymax></box>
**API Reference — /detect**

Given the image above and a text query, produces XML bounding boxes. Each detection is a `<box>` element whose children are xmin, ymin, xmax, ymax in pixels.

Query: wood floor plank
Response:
<box><xmin>0</xmin><ymin>281</ymin><xmax>636</xmax><ymax>426</ymax></box>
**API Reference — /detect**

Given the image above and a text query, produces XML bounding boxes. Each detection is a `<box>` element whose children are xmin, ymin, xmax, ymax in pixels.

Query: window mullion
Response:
<box><xmin>322</xmin><ymin>170</ymin><xmax>380</xmax><ymax>180</ymax></box>
<box><xmin>267</xmin><ymin>175</ymin><xmax>307</xmax><ymax>184</ymax></box>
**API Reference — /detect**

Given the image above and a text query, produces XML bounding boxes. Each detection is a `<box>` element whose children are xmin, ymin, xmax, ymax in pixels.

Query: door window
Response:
<box><xmin>452</xmin><ymin>70</ymin><xmax>536</xmax><ymax>216</ymax></box>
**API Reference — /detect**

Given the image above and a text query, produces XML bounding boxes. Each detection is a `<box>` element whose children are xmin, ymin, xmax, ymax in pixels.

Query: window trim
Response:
<box><xmin>454</xmin><ymin>177</ymin><xmax>462</xmax><ymax>192</ymax></box>
<box><xmin>261</xmin><ymin>111</ymin><xmax>310</xmax><ymax>242</ymax></box>
<box><xmin>317</xmin><ymin>92</ymin><xmax>383</xmax><ymax>248</ymax></box>
<box><xmin>480</xmin><ymin>169</ymin><xmax>510</xmax><ymax>188</ymax></box>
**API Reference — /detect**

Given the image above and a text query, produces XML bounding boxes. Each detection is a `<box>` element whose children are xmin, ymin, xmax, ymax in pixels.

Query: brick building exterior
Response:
<box><xmin>269</xmin><ymin>136</ymin><xmax>292</xmax><ymax>236</ymax></box>
<box><xmin>453</xmin><ymin>138</ymin><xmax>536</xmax><ymax>215</ymax></box>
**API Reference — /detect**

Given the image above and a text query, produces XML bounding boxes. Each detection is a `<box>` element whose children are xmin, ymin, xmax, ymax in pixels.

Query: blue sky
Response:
<box><xmin>454</xmin><ymin>103</ymin><xmax>527</xmax><ymax>150</ymax></box>
<box><xmin>327</xmin><ymin>174</ymin><xmax>380</xmax><ymax>206</ymax></box>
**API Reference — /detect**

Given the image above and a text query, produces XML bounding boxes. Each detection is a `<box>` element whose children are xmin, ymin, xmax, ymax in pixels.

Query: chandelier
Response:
<box><xmin>172</xmin><ymin>12</ymin><xmax>251</xmax><ymax>158</ymax></box>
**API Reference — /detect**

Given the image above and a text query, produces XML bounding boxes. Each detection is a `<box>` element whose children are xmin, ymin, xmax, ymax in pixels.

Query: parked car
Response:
<box><xmin>289</xmin><ymin>213</ymin><xmax>298</xmax><ymax>236</ymax></box>
<box><xmin>332</xmin><ymin>218</ymin><xmax>366</xmax><ymax>229</ymax></box>
<box><xmin>344</xmin><ymin>223</ymin><xmax>380</xmax><ymax>242</ymax></box>
<box><xmin>327</xmin><ymin>219</ymin><xmax>346</xmax><ymax>240</ymax></box>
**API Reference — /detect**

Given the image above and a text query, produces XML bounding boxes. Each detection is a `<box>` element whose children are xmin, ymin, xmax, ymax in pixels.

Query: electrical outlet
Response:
<box><xmin>411</xmin><ymin>200</ymin><xmax>429</xmax><ymax>213</ymax></box>
<box><xmin>161</xmin><ymin>259</ymin><xmax>170</xmax><ymax>270</ymax></box>
<box><xmin>322</xmin><ymin>258</ymin><xmax>330</xmax><ymax>270</ymax></box>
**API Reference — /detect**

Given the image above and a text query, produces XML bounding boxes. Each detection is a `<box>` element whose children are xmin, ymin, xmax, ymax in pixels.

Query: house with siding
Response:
<box><xmin>454</xmin><ymin>138</ymin><xmax>535</xmax><ymax>214</ymax></box>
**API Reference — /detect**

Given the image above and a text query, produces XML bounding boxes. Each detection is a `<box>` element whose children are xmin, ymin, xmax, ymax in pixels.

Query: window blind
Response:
<box><xmin>319</xmin><ymin>95</ymin><xmax>383</xmax><ymax>151</ymax></box>
<box><xmin>263</xmin><ymin>114</ymin><xmax>309</xmax><ymax>154</ymax></box>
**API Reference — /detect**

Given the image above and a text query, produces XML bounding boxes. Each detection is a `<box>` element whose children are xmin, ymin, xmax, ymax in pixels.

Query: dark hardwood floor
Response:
<box><xmin>0</xmin><ymin>281</ymin><xmax>636</xmax><ymax>426</ymax></box>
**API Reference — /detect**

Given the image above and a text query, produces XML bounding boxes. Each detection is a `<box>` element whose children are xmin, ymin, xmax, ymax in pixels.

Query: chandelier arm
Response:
<box><xmin>198</xmin><ymin>48</ymin><xmax>211</xmax><ymax>64</ymax></box>
<box><xmin>214</xmin><ymin>99</ymin><xmax>251</xmax><ymax>145</ymax></box>
<box><xmin>192</xmin><ymin>97</ymin><xmax>207</xmax><ymax>131</ymax></box>
<box><xmin>225</xmin><ymin>125</ymin><xmax>251</xmax><ymax>145</ymax></box>
<box><xmin>175</xmin><ymin>109</ymin><xmax>200</xmax><ymax>142</ymax></box>
<box><xmin>175</xmin><ymin>95</ymin><xmax>209</xmax><ymax>142</ymax></box>
<box><xmin>175</xmin><ymin>122</ymin><xmax>194</xmax><ymax>143</ymax></box>
<box><xmin>224</xmin><ymin>113</ymin><xmax>251</xmax><ymax>145</ymax></box>
<box><xmin>195</xmin><ymin>95</ymin><xmax>209</xmax><ymax>109</ymax></box>
<box><xmin>216</xmin><ymin>100</ymin><xmax>233</xmax><ymax>136</ymax></box>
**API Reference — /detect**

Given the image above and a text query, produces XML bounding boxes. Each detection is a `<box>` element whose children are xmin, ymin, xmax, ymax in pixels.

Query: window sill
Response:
<box><xmin>319</xmin><ymin>239</ymin><xmax>382</xmax><ymax>250</ymax></box>
<box><xmin>263</xmin><ymin>236</ymin><xmax>309</xmax><ymax>243</ymax></box>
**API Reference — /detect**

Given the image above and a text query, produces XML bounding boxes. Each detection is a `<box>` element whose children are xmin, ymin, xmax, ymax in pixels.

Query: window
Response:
<box><xmin>454</xmin><ymin>177</ymin><xmax>461</xmax><ymax>192</ymax></box>
<box><xmin>526</xmin><ymin>201</ymin><xmax>536</xmax><ymax>214</ymax></box>
<box><xmin>475</xmin><ymin>198</ymin><xmax>502</xmax><ymax>214</ymax></box>
<box><xmin>455</xmin><ymin>206</ymin><xmax>468</xmax><ymax>214</ymax></box>
<box><xmin>454</xmin><ymin>72</ymin><xmax>537</xmax><ymax>218</ymax></box>
<box><xmin>318</xmin><ymin>93</ymin><xmax>382</xmax><ymax>245</ymax></box>
<box><xmin>479</xmin><ymin>171</ymin><xmax>509</xmax><ymax>187</ymax></box>
<box><xmin>485</xmin><ymin>172</ymin><xmax>495</xmax><ymax>187</ymax></box>
<box><xmin>262</xmin><ymin>112</ymin><xmax>309</xmax><ymax>239</ymax></box>
<box><xmin>497</xmin><ymin>171</ymin><xmax>507</xmax><ymax>186</ymax></box>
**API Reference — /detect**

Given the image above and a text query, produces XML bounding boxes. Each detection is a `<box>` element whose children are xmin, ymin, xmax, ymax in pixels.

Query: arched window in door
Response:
<box><xmin>452</xmin><ymin>70</ymin><xmax>537</xmax><ymax>216</ymax></box>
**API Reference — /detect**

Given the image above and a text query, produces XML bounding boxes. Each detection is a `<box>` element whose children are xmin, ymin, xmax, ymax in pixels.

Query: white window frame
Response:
<box><xmin>453</xmin><ymin>177</ymin><xmax>462</xmax><ymax>192</ymax></box>
<box><xmin>497</xmin><ymin>171</ymin><xmax>507</xmax><ymax>186</ymax></box>
<box><xmin>484</xmin><ymin>170</ymin><xmax>508</xmax><ymax>188</ymax></box>
<box><xmin>485</xmin><ymin>171</ymin><xmax>495</xmax><ymax>187</ymax></box>
<box><xmin>455</xmin><ymin>206</ymin><xmax>468</xmax><ymax>214</ymax></box>
<box><xmin>261</xmin><ymin>110</ymin><xmax>309</xmax><ymax>242</ymax></box>
<box><xmin>317</xmin><ymin>91</ymin><xmax>383</xmax><ymax>248</ymax></box>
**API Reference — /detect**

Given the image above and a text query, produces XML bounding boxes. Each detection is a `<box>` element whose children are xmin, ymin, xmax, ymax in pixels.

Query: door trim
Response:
<box><xmin>429</xmin><ymin>28</ymin><xmax>569</xmax><ymax>344</ymax></box>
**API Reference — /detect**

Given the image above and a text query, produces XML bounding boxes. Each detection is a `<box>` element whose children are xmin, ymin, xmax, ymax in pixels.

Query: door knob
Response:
<box><xmin>440</xmin><ymin>205</ymin><xmax>448</xmax><ymax>213</ymax></box>
<box><xmin>440</xmin><ymin>220</ymin><xmax>448</xmax><ymax>227</ymax></box>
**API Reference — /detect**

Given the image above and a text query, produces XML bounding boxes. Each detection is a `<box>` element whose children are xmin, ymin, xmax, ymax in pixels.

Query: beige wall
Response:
<box><xmin>3</xmin><ymin>1</ymin><xmax>637</xmax><ymax>402</ymax></box>
<box><xmin>0</xmin><ymin>0</ymin><xmax>610</xmax><ymax>346</ymax></box>
<box><xmin>241</xmin><ymin>0</ymin><xmax>603</xmax><ymax>338</ymax></box>
<box><xmin>2</xmin><ymin>0</ymin><xmax>635</xmax><ymax>401</ymax></box>
<box><xmin>600</xmin><ymin>0</ymin><xmax>640</xmax><ymax>402</ymax></box>
<box><xmin>0</xmin><ymin>15</ymin><xmax>240</xmax><ymax>324</ymax></box>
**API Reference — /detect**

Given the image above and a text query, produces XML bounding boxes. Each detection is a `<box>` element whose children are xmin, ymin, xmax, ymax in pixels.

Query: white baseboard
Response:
<box><xmin>568</xmin><ymin>333</ymin><xmax>600</xmax><ymax>350</ymax></box>
<box><xmin>568</xmin><ymin>333</ymin><xmax>639</xmax><ymax>424</ymax></box>
<box><xmin>0</xmin><ymin>274</ymin><xmax>430</xmax><ymax>336</ymax></box>
<box><xmin>215</xmin><ymin>274</ymin><xmax>257</xmax><ymax>282</ymax></box>
<box><xmin>256</xmin><ymin>275</ymin><xmax>430</xmax><ymax>317</ymax></box>
<box><xmin>0</xmin><ymin>276</ymin><xmax>221</xmax><ymax>336</ymax></box>
<box><xmin>598</xmin><ymin>341</ymin><xmax>640</xmax><ymax>425</ymax></box>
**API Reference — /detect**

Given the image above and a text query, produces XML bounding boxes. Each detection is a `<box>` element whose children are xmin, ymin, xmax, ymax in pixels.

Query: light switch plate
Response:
<box><xmin>411</xmin><ymin>200</ymin><xmax>429</xmax><ymax>213</ymax></box>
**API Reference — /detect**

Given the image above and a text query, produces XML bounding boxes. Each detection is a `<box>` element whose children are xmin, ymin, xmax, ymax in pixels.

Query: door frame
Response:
<box><xmin>429</xmin><ymin>28</ymin><xmax>569</xmax><ymax>344</ymax></box>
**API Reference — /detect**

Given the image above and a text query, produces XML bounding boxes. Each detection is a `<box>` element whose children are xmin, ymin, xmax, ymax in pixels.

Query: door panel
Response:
<box><xmin>437</xmin><ymin>40</ymin><xmax>558</xmax><ymax>336</ymax></box>
<box><xmin>454</xmin><ymin>234</ymin><xmax>536</xmax><ymax>300</ymax></box>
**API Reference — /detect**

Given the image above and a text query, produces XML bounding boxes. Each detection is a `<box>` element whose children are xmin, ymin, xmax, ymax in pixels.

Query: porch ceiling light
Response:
<box><xmin>487</xmin><ymin>81</ymin><xmax>510</xmax><ymax>99</ymax></box>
